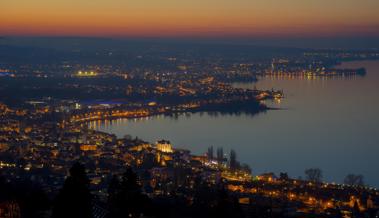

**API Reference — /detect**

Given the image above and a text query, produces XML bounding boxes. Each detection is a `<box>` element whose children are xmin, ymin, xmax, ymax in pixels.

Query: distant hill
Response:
<box><xmin>0</xmin><ymin>37</ymin><xmax>307</xmax><ymax>64</ymax></box>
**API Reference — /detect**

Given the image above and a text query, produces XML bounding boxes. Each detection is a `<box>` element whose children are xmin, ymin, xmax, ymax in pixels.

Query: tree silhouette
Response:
<box><xmin>192</xmin><ymin>178</ymin><xmax>244</xmax><ymax>218</ymax></box>
<box><xmin>279</xmin><ymin>172</ymin><xmax>289</xmax><ymax>180</ymax></box>
<box><xmin>107</xmin><ymin>175</ymin><xmax>122</xmax><ymax>217</ymax></box>
<box><xmin>52</xmin><ymin>162</ymin><xmax>92</xmax><ymax>218</ymax></box>
<box><xmin>0</xmin><ymin>176</ymin><xmax>50</xmax><ymax>218</ymax></box>
<box><xmin>241</xmin><ymin>164</ymin><xmax>252</xmax><ymax>174</ymax></box>
<box><xmin>108</xmin><ymin>167</ymin><xmax>149</xmax><ymax>218</ymax></box>
<box><xmin>344</xmin><ymin>174</ymin><xmax>364</xmax><ymax>187</ymax></box>
<box><xmin>304</xmin><ymin>168</ymin><xmax>322</xmax><ymax>183</ymax></box>
<box><xmin>229</xmin><ymin>149</ymin><xmax>239</xmax><ymax>171</ymax></box>
<box><xmin>216</xmin><ymin>147</ymin><xmax>224</xmax><ymax>165</ymax></box>
<box><xmin>207</xmin><ymin>146</ymin><xmax>214</xmax><ymax>161</ymax></box>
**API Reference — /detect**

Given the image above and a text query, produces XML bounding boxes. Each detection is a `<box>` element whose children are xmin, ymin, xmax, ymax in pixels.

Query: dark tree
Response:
<box><xmin>52</xmin><ymin>162</ymin><xmax>92</xmax><ymax>218</ymax></box>
<box><xmin>344</xmin><ymin>174</ymin><xmax>364</xmax><ymax>187</ymax></box>
<box><xmin>108</xmin><ymin>168</ymin><xmax>149</xmax><ymax>218</ymax></box>
<box><xmin>107</xmin><ymin>175</ymin><xmax>122</xmax><ymax>216</ymax></box>
<box><xmin>207</xmin><ymin>146</ymin><xmax>214</xmax><ymax>161</ymax></box>
<box><xmin>241</xmin><ymin>164</ymin><xmax>252</xmax><ymax>174</ymax></box>
<box><xmin>229</xmin><ymin>149</ymin><xmax>238</xmax><ymax>170</ymax></box>
<box><xmin>214</xmin><ymin>185</ymin><xmax>244</xmax><ymax>218</ymax></box>
<box><xmin>0</xmin><ymin>176</ymin><xmax>50</xmax><ymax>218</ymax></box>
<box><xmin>216</xmin><ymin>147</ymin><xmax>224</xmax><ymax>164</ymax></box>
<box><xmin>279</xmin><ymin>172</ymin><xmax>289</xmax><ymax>180</ymax></box>
<box><xmin>305</xmin><ymin>168</ymin><xmax>323</xmax><ymax>183</ymax></box>
<box><xmin>192</xmin><ymin>179</ymin><xmax>244</xmax><ymax>218</ymax></box>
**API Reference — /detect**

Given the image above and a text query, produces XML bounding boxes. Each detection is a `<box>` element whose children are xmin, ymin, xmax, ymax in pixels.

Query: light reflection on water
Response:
<box><xmin>92</xmin><ymin>60</ymin><xmax>379</xmax><ymax>187</ymax></box>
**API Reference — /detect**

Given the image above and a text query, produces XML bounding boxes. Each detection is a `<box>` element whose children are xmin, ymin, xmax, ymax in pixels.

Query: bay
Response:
<box><xmin>91</xmin><ymin>60</ymin><xmax>379</xmax><ymax>187</ymax></box>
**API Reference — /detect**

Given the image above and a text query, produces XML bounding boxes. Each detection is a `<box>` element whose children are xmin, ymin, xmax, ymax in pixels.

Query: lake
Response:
<box><xmin>91</xmin><ymin>60</ymin><xmax>379</xmax><ymax>187</ymax></box>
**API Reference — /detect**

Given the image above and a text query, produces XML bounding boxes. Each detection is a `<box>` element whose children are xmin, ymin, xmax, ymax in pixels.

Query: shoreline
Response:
<box><xmin>78</xmin><ymin>106</ymin><xmax>271</xmax><ymax>126</ymax></box>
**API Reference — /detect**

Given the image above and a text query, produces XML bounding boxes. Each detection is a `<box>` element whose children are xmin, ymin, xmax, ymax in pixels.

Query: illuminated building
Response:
<box><xmin>238</xmin><ymin>197</ymin><xmax>250</xmax><ymax>205</ymax></box>
<box><xmin>156</xmin><ymin>140</ymin><xmax>173</xmax><ymax>153</ymax></box>
<box><xmin>0</xmin><ymin>201</ymin><xmax>21</xmax><ymax>218</ymax></box>
<box><xmin>148</xmin><ymin>101</ymin><xmax>157</xmax><ymax>106</ymax></box>
<box><xmin>0</xmin><ymin>143</ymin><xmax>9</xmax><ymax>152</ymax></box>
<box><xmin>76</xmin><ymin>71</ymin><xmax>98</xmax><ymax>77</ymax></box>
<box><xmin>129</xmin><ymin>143</ymin><xmax>151</xmax><ymax>152</ymax></box>
<box><xmin>80</xmin><ymin>144</ymin><xmax>97</xmax><ymax>151</ymax></box>
<box><xmin>367</xmin><ymin>196</ymin><xmax>375</xmax><ymax>209</ymax></box>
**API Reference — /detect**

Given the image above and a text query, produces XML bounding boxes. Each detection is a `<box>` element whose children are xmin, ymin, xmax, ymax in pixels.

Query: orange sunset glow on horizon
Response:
<box><xmin>1</xmin><ymin>0</ymin><xmax>379</xmax><ymax>38</ymax></box>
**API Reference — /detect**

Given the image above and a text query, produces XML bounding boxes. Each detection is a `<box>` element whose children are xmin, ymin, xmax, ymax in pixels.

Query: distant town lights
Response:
<box><xmin>76</xmin><ymin>70</ymin><xmax>97</xmax><ymax>77</ymax></box>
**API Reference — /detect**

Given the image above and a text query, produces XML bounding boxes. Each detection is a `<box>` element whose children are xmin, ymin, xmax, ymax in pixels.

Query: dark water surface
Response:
<box><xmin>92</xmin><ymin>60</ymin><xmax>379</xmax><ymax>187</ymax></box>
